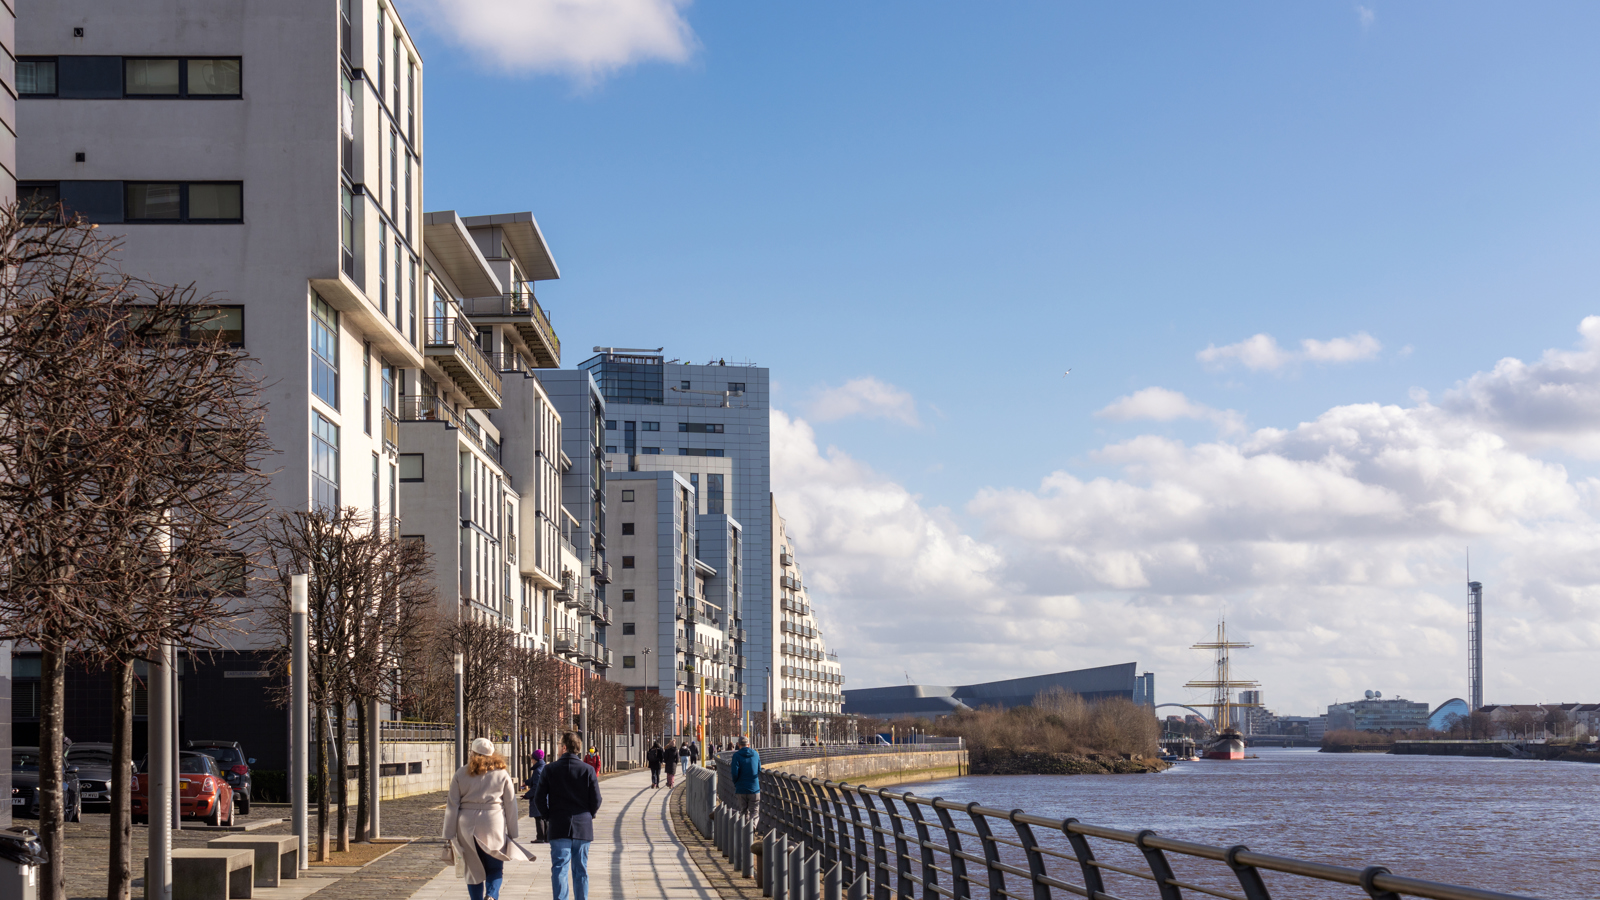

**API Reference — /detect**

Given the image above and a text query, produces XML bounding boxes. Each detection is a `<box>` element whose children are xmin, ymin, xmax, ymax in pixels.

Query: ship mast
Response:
<box><xmin>1184</xmin><ymin>618</ymin><xmax>1259</xmax><ymax>732</ymax></box>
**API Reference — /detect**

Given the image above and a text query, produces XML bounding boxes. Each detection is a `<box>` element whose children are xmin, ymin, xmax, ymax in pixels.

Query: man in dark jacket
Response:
<box><xmin>646</xmin><ymin>740</ymin><xmax>664</xmax><ymax>789</ymax></box>
<box><xmin>536</xmin><ymin>732</ymin><xmax>602</xmax><ymax>900</ymax></box>
<box><xmin>728</xmin><ymin>736</ymin><xmax>760</xmax><ymax>825</ymax></box>
<box><xmin>663</xmin><ymin>739</ymin><xmax>680</xmax><ymax>787</ymax></box>
<box><xmin>524</xmin><ymin>749</ymin><xmax>549</xmax><ymax>841</ymax></box>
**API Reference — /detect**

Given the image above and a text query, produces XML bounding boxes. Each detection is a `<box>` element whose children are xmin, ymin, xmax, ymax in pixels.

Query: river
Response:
<box><xmin>890</xmin><ymin>748</ymin><xmax>1599</xmax><ymax>899</ymax></box>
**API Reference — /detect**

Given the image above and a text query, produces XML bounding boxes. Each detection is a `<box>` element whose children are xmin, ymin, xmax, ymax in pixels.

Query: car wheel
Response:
<box><xmin>239</xmin><ymin>792</ymin><xmax>250</xmax><ymax>816</ymax></box>
<box><xmin>67</xmin><ymin>796</ymin><xmax>80</xmax><ymax>823</ymax></box>
<box><xmin>203</xmin><ymin>797</ymin><xmax>222</xmax><ymax>827</ymax></box>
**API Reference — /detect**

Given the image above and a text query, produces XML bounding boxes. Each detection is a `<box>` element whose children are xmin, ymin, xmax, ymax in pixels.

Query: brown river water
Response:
<box><xmin>889</xmin><ymin>748</ymin><xmax>1599</xmax><ymax>900</ymax></box>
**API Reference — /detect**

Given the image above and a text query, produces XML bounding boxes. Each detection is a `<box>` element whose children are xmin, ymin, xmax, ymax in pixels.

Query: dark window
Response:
<box><xmin>311</xmin><ymin>294</ymin><xmax>339</xmax><ymax>408</ymax></box>
<box><xmin>605</xmin><ymin>420</ymin><xmax>617</xmax><ymax>430</ymax></box>
<box><xmin>62</xmin><ymin>181</ymin><xmax>124</xmax><ymax>223</ymax></box>
<box><xmin>641</xmin><ymin>421</ymin><xmax>660</xmax><ymax>431</ymax></box>
<box><xmin>621</xmin><ymin>523</ymin><xmax>634</xmax><ymax>535</ymax></box>
<box><xmin>17</xmin><ymin>59</ymin><xmax>58</xmax><ymax>96</ymax></box>
<box><xmin>678</xmin><ymin>422</ymin><xmax>723</xmax><ymax>433</ymax></box>
<box><xmin>642</xmin><ymin>447</ymin><xmax>660</xmax><ymax>455</ymax></box>
<box><xmin>622</xmin><ymin>623</ymin><xmax>636</xmax><ymax>636</ymax></box>
<box><xmin>58</xmin><ymin>56</ymin><xmax>123</xmax><ymax>99</ymax></box>
<box><xmin>728</xmin><ymin>382</ymin><xmax>745</xmax><ymax>392</ymax></box>
<box><xmin>623</xmin><ymin>656</ymin><xmax>636</xmax><ymax>668</ymax></box>
<box><xmin>707</xmin><ymin>473</ymin><xmax>724</xmax><ymax>515</ymax></box>
<box><xmin>622</xmin><ymin>556</ymin><xmax>635</xmax><ymax>568</ymax></box>
<box><xmin>399</xmin><ymin>454</ymin><xmax>424</xmax><ymax>481</ymax></box>
<box><xmin>312</xmin><ymin>412</ymin><xmax>340</xmax><ymax>511</ymax></box>
<box><xmin>124</xmin><ymin>57</ymin><xmax>240</xmax><ymax>97</ymax></box>
<box><xmin>18</xmin><ymin>183</ymin><xmax>62</xmax><ymax>221</ymax></box>
<box><xmin>124</xmin><ymin>182</ymin><xmax>242</xmax><ymax>223</ymax></box>
<box><xmin>185</xmin><ymin>306</ymin><xmax>244</xmax><ymax>346</ymax></box>
<box><xmin>678</xmin><ymin>448</ymin><xmax>725</xmax><ymax>457</ymax></box>
<box><xmin>620</xmin><ymin>490</ymin><xmax>634</xmax><ymax>501</ymax></box>
<box><xmin>623</xmin><ymin>590</ymin><xmax>635</xmax><ymax>602</ymax></box>
<box><xmin>125</xmin><ymin>58</ymin><xmax>179</xmax><ymax>95</ymax></box>
<box><xmin>680</xmin><ymin>381</ymin><xmax>691</xmax><ymax>390</ymax></box>
<box><xmin>624</xmin><ymin>421</ymin><xmax>636</xmax><ymax>454</ymax></box>
<box><xmin>605</xmin><ymin>445</ymin><xmax>617</xmax><ymax>454</ymax></box>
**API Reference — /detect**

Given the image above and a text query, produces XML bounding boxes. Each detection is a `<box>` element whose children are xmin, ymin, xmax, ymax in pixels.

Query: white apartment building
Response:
<box><xmin>772</xmin><ymin>499</ymin><xmax>845</xmax><ymax>720</ymax></box>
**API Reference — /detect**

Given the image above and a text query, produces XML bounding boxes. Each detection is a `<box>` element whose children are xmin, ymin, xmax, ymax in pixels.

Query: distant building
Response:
<box><xmin>1326</xmin><ymin>696</ymin><xmax>1429</xmax><ymax>732</ymax></box>
<box><xmin>1309</xmin><ymin>715</ymin><xmax>1327</xmax><ymax>741</ymax></box>
<box><xmin>1132</xmin><ymin>672</ymin><xmax>1156</xmax><ymax>708</ymax></box>
<box><xmin>843</xmin><ymin>663</ymin><xmax>1143</xmax><ymax>720</ymax></box>
<box><xmin>1428</xmin><ymin>698</ymin><xmax>1471</xmax><ymax>731</ymax></box>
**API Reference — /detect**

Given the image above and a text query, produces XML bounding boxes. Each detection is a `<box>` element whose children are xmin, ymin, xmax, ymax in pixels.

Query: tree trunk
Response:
<box><xmin>355</xmin><ymin>699</ymin><xmax>369</xmax><ymax>842</ymax></box>
<box><xmin>39</xmin><ymin>640</ymin><xmax>65</xmax><ymax>900</ymax></box>
<box><xmin>315</xmin><ymin>700</ymin><xmax>328</xmax><ymax>861</ymax></box>
<box><xmin>107</xmin><ymin>658</ymin><xmax>134</xmax><ymax>900</ymax></box>
<box><xmin>335</xmin><ymin>701</ymin><xmax>350</xmax><ymax>852</ymax></box>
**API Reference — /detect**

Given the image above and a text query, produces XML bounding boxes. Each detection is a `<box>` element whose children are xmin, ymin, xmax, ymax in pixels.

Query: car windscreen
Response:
<box><xmin>66</xmin><ymin>747</ymin><xmax>114</xmax><ymax>766</ymax></box>
<box><xmin>11</xmin><ymin>752</ymin><xmax>41</xmax><ymax>771</ymax></box>
<box><xmin>178</xmin><ymin>755</ymin><xmax>213</xmax><ymax>775</ymax></box>
<box><xmin>191</xmin><ymin>745</ymin><xmax>242</xmax><ymax>764</ymax></box>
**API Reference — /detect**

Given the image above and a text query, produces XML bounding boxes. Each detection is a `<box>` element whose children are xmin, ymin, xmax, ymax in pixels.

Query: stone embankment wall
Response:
<box><xmin>967</xmin><ymin>748</ymin><xmax>1168</xmax><ymax>775</ymax></box>
<box><xmin>766</xmin><ymin>750</ymin><xmax>968</xmax><ymax>786</ymax></box>
<box><xmin>1392</xmin><ymin>740</ymin><xmax>1600</xmax><ymax>763</ymax></box>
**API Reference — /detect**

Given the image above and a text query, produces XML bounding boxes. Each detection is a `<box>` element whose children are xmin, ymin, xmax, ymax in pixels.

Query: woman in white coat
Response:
<box><xmin>444</xmin><ymin>738</ymin><xmax>533</xmax><ymax>900</ymax></box>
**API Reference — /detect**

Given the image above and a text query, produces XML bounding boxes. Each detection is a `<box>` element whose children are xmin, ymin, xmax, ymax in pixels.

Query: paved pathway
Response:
<box><xmin>408</xmin><ymin>769</ymin><xmax>719</xmax><ymax>900</ymax></box>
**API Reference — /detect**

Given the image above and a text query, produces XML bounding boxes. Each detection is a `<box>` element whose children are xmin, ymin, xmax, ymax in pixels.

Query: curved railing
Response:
<box><xmin>756</xmin><ymin>770</ymin><xmax>1544</xmax><ymax>900</ymax></box>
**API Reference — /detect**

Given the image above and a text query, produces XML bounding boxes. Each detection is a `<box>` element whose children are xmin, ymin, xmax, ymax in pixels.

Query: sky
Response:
<box><xmin>406</xmin><ymin>0</ymin><xmax>1600</xmax><ymax>716</ymax></box>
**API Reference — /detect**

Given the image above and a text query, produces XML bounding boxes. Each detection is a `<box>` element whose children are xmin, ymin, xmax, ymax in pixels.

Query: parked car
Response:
<box><xmin>132</xmin><ymin>751</ymin><xmax>235</xmax><ymax>827</ymax></box>
<box><xmin>11</xmin><ymin>747</ymin><xmax>82</xmax><ymax>822</ymax></box>
<box><xmin>63</xmin><ymin>742</ymin><xmax>119</xmax><ymax>812</ymax></box>
<box><xmin>185</xmin><ymin>740</ymin><xmax>254</xmax><ymax>814</ymax></box>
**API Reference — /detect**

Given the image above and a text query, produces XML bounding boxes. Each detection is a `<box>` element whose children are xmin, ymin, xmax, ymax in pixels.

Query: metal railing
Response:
<box><xmin>423</xmin><ymin>317</ymin><xmax>502</xmax><ymax>399</ymax></box>
<box><xmin>378</xmin><ymin>720</ymin><xmax>455</xmax><ymax>742</ymax></box>
<box><xmin>459</xmin><ymin>293</ymin><xmax>560</xmax><ymax>360</ymax></box>
<box><xmin>382</xmin><ymin>407</ymin><xmax>399</xmax><ymax>452</ymax></box>
<box><xmin>398</xmin><ymin>395</ymin><xmax>484</xmax><ymax>448</ymax></box>
<box><xmin>750</xmin><ymin>769</ymin><xmax>1542</xmax><ymax>900</ymax></box>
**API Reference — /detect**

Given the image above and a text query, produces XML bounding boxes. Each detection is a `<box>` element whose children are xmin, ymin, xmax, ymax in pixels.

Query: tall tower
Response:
<box><xmin>1467</xmin><ymin>581</ymin><xmax>1483</xmax><ymax>710</ymax></box>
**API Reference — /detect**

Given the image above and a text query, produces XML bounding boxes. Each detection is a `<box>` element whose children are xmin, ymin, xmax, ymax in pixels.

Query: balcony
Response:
<box><xmin>460</xmin><ymin>293</ymin><xmax>560</xmax><ymax>368</ymax></box>
<box><xmin>423</xmin><ymin>317</ymin><xmax>502</xmax><ymax>408</ymax></box>
<box><xmin>382</xmin><ymin>408</ymin><xmax>399</xmax><ymax>453</ymax></box>
<box><xmin>592</xmin><ymin>603</ymin><xmax>612</xmax><ymax>626</ymax></box>
<box><xmin>554</xmin><ymin>630</ymin><xmax>579</xmax><ymax>656</ymax></box>
<box><xmin>592</xmin><ymin>558</ymin><xmax>612</xmax><ymax>584</ymax></box>
<box><xmin>780</xmin><ymin>551</ymin><xmax>793</xmax><ymax>567</ymax></box>
<box><xmin>554</xmin><ymin>588</ymin><xmax>578</xmax><ymax>609</ymax></box>
<box><xmin>398</xmin><ymin>395</ymin><xmax>485</xmax><ymax>450</ymax></box>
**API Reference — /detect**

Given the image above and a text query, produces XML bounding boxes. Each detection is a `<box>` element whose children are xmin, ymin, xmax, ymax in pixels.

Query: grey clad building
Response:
<box><xmin>844</xmin><ymin>663</ymin><xmax>1146</xmax><ymax>720</ymax></box>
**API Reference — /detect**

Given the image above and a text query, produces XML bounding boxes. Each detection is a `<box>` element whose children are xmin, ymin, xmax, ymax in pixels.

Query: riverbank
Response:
<box><xmin>1389</xmin><ymin>740</ymin><xmax>1600</xmax><ymax>763</ymax></box>
<box><xmin>968</xmin><ymin>748</ymin><xmax>1170</xmax><ymax>775</ymax></box>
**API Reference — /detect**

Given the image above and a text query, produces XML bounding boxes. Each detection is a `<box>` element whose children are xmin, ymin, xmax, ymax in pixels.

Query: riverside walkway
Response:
<box><xmin>407</xmin><ymin>767</ymin><xmax>720</xmax><ymax>900</ymax></box>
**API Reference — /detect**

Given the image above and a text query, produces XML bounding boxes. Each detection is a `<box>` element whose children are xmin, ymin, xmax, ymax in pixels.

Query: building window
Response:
<box><xmin>678</xmin><ymin>448</ymin><xmax>724</xmax><ymax>457</ymax></box>
<box><xmin>123</xmin><ymin>58</ymin><xmax>241</xmax><ymax>98</ymax></box>
<box><xmin>409</xmin><ymin>257</ymin><xmax>419</xmax><ymax>342</ymax></box>
<box><xmin>621</xmin><ymin>490</ymin><xmax>634</xmax><ymax>502</ymax></box>
<box><xmin>678</xmin><ymin>422</ymin><xmax>724</xmax><ymax>433</ymax></box>
<box><xmin>622</xmin><ymin>623</ymin><xmax>636</xmax><ymax>636</ymax></box>
<box><xmin>123</xmin><ymin>182</ymin><xmax>242</xmax><ymax>223</ymax></box>
<box><xmin>624</xmin><ymin>421</ymin><xmax>636</xmax><ymax>454</ymax></box>
<box><xmin>312</xmin><ymin>412</ymin><xmax>340</xmax><ymax>511</ymax></box>
<box><xmin>311</xmin><ymin>294</ymin><xmax>339</xmax><ymax>408</ymax></box>
<box><xmin>404</xmin><ymin>154</ymin><xmax>413</xmax><ymax>240</ymax></box>
<box><xmin>341</xmin><ymin>187</ymin><xmax>356</xmax><ymax>276</ymax></box>
<box><xmin>707</xmin><ymin>473</ymin><xmax>724</xmax><ymax>515</ymax></box>
<box><xmin>394</xmin><ymin>239</ymin><xmax>404</xmax><ymax>331</ymax></box>
<box><xmin>184</xmin><ymin>306</ymin><xmax>244</xmax><ymax>346</ymax></box>
<box><xmin>728</xmin><ymin>382</ymin><xmax>745</xmax><ymax>392</ymax></box>
<box><xmin>399</xmin><ymin>453</ymin><xmax>424</xmax><ymax>481</ymax></box>
<box><xmin>378</xmin><ymin>223</ymin><xmax>388</xmax><ymax>315</ymax></box>
<box><xmin>642</xmin><ymin>447</ymin><xmax>660</xmax><ymax>455</ymax></box>
<box><xmin>372</xmin><ymin>453</ymin><xmax>381</xmax><ymax>522</ymax></box>
<box><xmin>621</xmin><ymin>523</ymin><xmax>634</xmax><ymax>535</ymax></box>
<box><xmin>362</xmin><ymin>344</ymin><xmax>372</xmax><ymax>435</ymax></box>
<box><xmin>17</xmin><ymin>59</ymin><xmax>58</xmax><ymax>96</ymax></box>
<box><xmin>389</xmin><ymin>130</ymin><xmax>399</xmax><ymax>215</ymax></box>
<box><xmin>623</xmin><ymin>590</ymin><xmax>635</xmax><ymax>602</ymax></box>
<box><xmin>605</xmin><ymin>420</ymin><xmax>617</xmax><ymax>431</ymax></box>
<box><xmin>680</xmin><ymin>381</ymin><xmax>691</xmax><ymax>390</ymax></box>
<box><xmin>642</xmin><ymin>421</ymin><xmax>660</xmax><ymax>431</ymax></box>
<box><xmin>622</xmin><ymin>556</ymin><xmax>635</xmax><ymax>568</ymax></box>
<box><xmin>407</xmin><ymin>61</ymin><xmax>416</xmax><ymax>141</ymax></box>
<box><xmin>605</xmin><ymin>445</ymin><xmax>617</xmax><ymax>454</ymax></box>
<box><xmin>623</xmin><ymin>656</ymin><xmax>636</xmax><ymax>668</ymax></box>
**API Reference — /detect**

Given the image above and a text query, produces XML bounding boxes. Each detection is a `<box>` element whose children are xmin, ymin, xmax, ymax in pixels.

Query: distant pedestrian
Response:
<box><xmin>663</xmin><ymin>739</ymin><xmax>680</xmax><ymax>787</ymax></box>
<box><xmin>524</xmin><ymin>750</ymin><xmax>549</xmax><ymax>843</ymax></box>
<box><xmin>536</xmin><ymin>732</ymin><xmax>603</xmax><ymax>900</ymax></box>
<box><xmin>583</xmin><ymin>747</ymin><xmax>602</xmax><ymax>776</ymax></box>
<box><xmin>686</xmin><ymin>741</ymin><xmax>700</xmax><ymax>766</ymax></box>
<box><xmin>728</xmin><ymin>736</ymin><xmax>761</xmax><ymax>826</ymax></box>
<box><xmin>646</xmin><ymin>740</ymin><xmax>664</xmax><ymax>789</ymax></box>
<box><xmin>445</xmin><ymin>738</ymin><xmax>533</xmax><ymax>900</ymax></box>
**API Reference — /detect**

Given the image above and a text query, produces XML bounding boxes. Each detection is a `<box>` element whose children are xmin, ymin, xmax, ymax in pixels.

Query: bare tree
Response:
<box><xmin>447</xmin><ymin>612</ymin><xmax>516</xmax><ymax>741</ymax></box>
<box><xmin>637</xmin><ymin>691</ymin><xmax>672</xmax><ymax>741</ymax></box>
<box><xmin>0</xmin><ymin>210</ymin><xmax>273</xmax><ymax>900</ymax></box>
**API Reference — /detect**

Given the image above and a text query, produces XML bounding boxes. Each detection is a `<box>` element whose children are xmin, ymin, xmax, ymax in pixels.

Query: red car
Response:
<box><xmin>132</xmin><ymin>751</ymin><xmax>235</xmax><ymax>827</ymax></box>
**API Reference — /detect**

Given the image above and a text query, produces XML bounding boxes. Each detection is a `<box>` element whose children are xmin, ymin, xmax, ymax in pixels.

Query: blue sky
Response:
<box><xmin>412</xmin><ymin>1</ymin><xmax>1600</xmax><ymax>714</ymax></box>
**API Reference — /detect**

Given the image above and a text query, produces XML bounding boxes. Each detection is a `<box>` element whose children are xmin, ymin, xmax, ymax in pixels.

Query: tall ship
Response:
<box><xmin>1184</xmin><ymin>619</ymin><xmax>1259</xmax><ymax>760</ymax></box>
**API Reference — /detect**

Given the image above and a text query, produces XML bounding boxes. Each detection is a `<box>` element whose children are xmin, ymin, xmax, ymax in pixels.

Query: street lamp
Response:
<box><xmin>453</xmin><ymin>653</ymin><xmax>464</xmax><ymax>768</ymax></box>
<box><xmin>643</xmin><ymin>647</ymin><xmax>653</xmax><ymax>740</ymax></box>
<box><xmin>765</xmin><ymin>665</ymin><xmax>773</xmax><ymax>749</ymax></box>
<box><xmin>290</xmin><ymin>574</ymin><xmax>308</xmax><ymax>870</ymax></box>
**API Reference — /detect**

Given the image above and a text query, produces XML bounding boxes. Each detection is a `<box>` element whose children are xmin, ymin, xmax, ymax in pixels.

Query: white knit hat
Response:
<box><xmin>470</xmin><ymin>737</ymin><xmax>495</xmax><ymax>756</ymax></box>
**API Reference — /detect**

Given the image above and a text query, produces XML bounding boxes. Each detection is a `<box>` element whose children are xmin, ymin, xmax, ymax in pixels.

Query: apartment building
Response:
<box><xmin>580</xmin><ymin>350</ymin><xmax>769</xmax><ymax>714</ymax></box>
<box><xmin>605</xmin><ymin>469</ymin><xmax>743</xmax><ymax>737</ymax></box>
<box><xmin>772</xmin><ymin>500</ymin><xmax>845</xmax><ymax>720</ymax></box>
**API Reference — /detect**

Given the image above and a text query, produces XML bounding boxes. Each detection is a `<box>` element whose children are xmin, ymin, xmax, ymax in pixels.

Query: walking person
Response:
<box><xmin>583</xmin><ymin>747</ymin><xmax>602</xmax><ymax>776</ymax></box>
<box><xmin>444</xmin><ymin>738</ymin><xmax>533</xmax><ymax>900</ymax></box>
<box><xmin>536</xmin><ymin>732</ymin><xmax>602</xmax><ymax>900</ymax></box>
<box><xmin>686</xmin><ymin>740</ymin><xmax>700</xmax><ymax>766</ymax></box>
<box><xmin>663</xmin><ymin>739</ymin><xmax>680</xmax><ymax>787</ymax></box>
<box><xmin>524</xmin><ymin>750</ymin><xmax>549</xmax><ymax>843</ymax></box>
<box><xmin>646</xmin><ymin>740</ymin><xmax>664</xmax><ymax>789</ymax></box>
<box><xmin>728</xmin><ymin>736</ymin><xmax>761</xmax><ymax>827</ymax></box>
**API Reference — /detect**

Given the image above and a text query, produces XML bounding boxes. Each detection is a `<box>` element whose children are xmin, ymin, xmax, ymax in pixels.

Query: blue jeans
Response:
<box><xmin>549</xmin><ymin>838</ymin><xmax>590</xmax><ymax>900</ymax></box>
<box><xmin>466</xmin><ymin>842</ymin><xmax>504</xmax><ymax>900</ymax></box>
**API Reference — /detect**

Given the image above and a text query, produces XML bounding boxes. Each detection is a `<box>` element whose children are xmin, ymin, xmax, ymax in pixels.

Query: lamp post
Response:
<box><xmin>453</xmin><ymin>653</ymin><xmax>464</xmax><ymax>768</ymax></box>
<box><xmin>765</xmin><ymin>665</ymin><xmax>773</xmax><ymax>749</ymax></box>
<box><xmin>147</xmin><ymin>640</ymin><xmax>174</xmax><ymax>900</ymax></box>
<box><xmin>643</xmin><ymin>646</ymin><xmax>653</xmax><ymax>742</ymax></box>
<box><xmin>291</xmin><ymin>575</ymin><xmax>309</xmax><ymax>869</ymax></box>
<box><xmin>510</xmin><ymin>677</ymin><xmax>520</xmax><ymax>783</ymax></box>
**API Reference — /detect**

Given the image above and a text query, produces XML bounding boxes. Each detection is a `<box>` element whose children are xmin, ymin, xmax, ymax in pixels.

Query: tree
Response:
<box><xmin>708</xmin><ymin>705</ymin><xmax>739</xmax><ymax>744</ymax></box>
<box><xmin>0</xmin><ymin>210</ymin><xmax>272</xmax><ymax>900</ymax></box>
<box><xmin>637</xmin><ymin>690</ymin><xmax>672</xmax><ymax>741</ymax></box>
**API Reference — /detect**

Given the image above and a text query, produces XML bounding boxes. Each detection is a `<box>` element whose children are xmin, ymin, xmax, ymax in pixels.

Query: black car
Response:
<box><xmin>63</xmin><ymin>742</ymin><xmax>119</xmax><ymax>812</ymax></box>
<box><xmin>11</xmin><ymin>747</ymin><xmax>81</xmax><ymax>822</ymax></box>
<box><xmin>185</xmin><ymin>741</ymin><xmax>254</xmax><ymax>814</ymax></box>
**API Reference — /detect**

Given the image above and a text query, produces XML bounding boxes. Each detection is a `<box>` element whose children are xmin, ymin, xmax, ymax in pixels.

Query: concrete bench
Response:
<box><xmin>206</xmin><ymin>835</ymin><xmax>299</xmax><ymax>887</ymax></box>
<box><xmin>145</xmin><ymin>848</ymin><xmax>254</xmax><ymax>900</ymax></box>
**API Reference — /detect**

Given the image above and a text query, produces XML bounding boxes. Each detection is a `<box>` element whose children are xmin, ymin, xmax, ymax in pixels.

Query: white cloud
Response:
<box><xmin>411</xmin><ymin>0</ymin><xmax>697</xmax><ymax>83</ymax></box>
<box><xmin>775</xmin><ymin>320</ymin><xmax>1600</xmax><ymax>715</ymax></box>
<box><xmin>805</xmin><ymin>377</ymin><xmax>920</xmax><ymax>426</ymax></box>
<box><xmin>1357</xmin><ymin>5</ymin><xmax>1376</xmax><ymax>30</ymax></box>
<box><xmin>1198</xmin><ymin>331</ymin><xmax>1383</xmax><ymax>371</ymax></box>
<box><xmin>1095</xmin><ymin>387</ymin><xmax>1244</xmax><ymax>433</ymax></box>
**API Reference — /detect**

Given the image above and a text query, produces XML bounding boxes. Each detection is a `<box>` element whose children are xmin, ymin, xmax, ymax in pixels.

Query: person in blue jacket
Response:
<box><xmin>727</xmin><ymin>736</ymin><xmax>761</xmax><ymax>825</ymax></box>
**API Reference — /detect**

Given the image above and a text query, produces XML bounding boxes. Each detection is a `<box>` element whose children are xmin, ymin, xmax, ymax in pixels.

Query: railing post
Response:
<box><xmin>858</xmin><ymin>790</ymin><xmax>892</xmax><ymax>900</ymax></box>
<box><xmin>823</xmin><ymin>784</ymin><xmax>849</xmax><ymax>870</ymax></box>
<box><xmin>762</xmin><ymin>829</ymin><xmax>776</xmax><ymax>896</ymax></box>
<box><xmin>1134</xmin><ymin>830</ymin><xmax>1184</xmax><ymax>900</ymax></box>
<box><xmin>775</xmin><ymin>833</ymin><xmax>789</xmax><ymax>900</ymax></box>
<box><xmin>965</xmin><ymin>803</ymin><xmax>1007</xmax><ymax>900</ymax></box>
<box><xmin>878</xmin><ymin>793</ymin><xmax>914</xmax><ymax>900</ymax></box>
<box><xmin>805</xmin><ymin>849</ymin><xmax>822</xmax><ymax>900</ymax></box>
<box><xmin>825</xmin><ymin>861</ymin><xmax>843</xmax><ymax>900</ymax></box>
<box><xmin>1359</xmin><ymin>867</ymin><xmax>1402</xmax><ymax>900</ymax></box>
<box><xmin>790</xmin><ymin>844</ymin><xmax>806</xmax><ymax>900</ymax></box>
<box><xmin>1061</xmin><ymin>819</ymin><xmax>1107</xmax><ymax>899</ymax></box>
<box><xmin>1224</xmin><ymin>846</ymin><xmax>1273</xmax><ymax>900</ymax></box>
<box><xmin>1010</xmin><ymin>812</ymin><xmax>1051</xmax><ymax>900</ymax></box>
<box><xmin>904</xmin><ymin>796</ymin><xmax>939</xmax><ymax>900</ymax></box>
<box><xmin>850</xmin><ymin>873</ymin><xmax>870</xmax><ymax>900</ymax></box>
<box><xmin>932</xmin><ymin>801</ymin><xmax>972</xmax><ymax>900</ymax></box>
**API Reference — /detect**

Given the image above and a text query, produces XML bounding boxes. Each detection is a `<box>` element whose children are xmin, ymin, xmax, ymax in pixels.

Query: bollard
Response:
<box><xmin>804</xmin><ymin>850</ymin><xmax>822</xmax><ymax>900</ymax></box>
<box><xmin>848</xmin><ymin>872</ymin><xmax>869</xmax><ymax>900</ymax></box>
<box><xmin>824</xmin><ymin>861</ymin><xmax>842</xmax><ymax>900</ymax></box>
<box><xmin>773</xmin><ymin>833</ymin><xmax>789</xmax><ymax>900</ymax></box>
<box><xmin>789</xmin><ymin>844</ymin><xmax>805</xmax><ymax>900</ymax></box>
<box><xmin>742</xmin><ymin>815</ymin><xmax>754</xmax><ymax>878</ymax></box>
<box><xmin>756</xmin><ymin>830</ymin><xmax>770</xmax><ymax>896</ymax></box>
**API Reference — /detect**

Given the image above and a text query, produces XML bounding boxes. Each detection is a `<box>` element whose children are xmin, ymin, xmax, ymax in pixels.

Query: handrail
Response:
<box><xmin>397</xmin><ymin>395</ymin><xmax>483</xmax><ymax>448</ymax></box>
<box><xmin>757</xmin><ymin>768</ymin><xmax>1547</xmax><ymax>900</ymax></box>
<box><xmin>423</xmin><ymin>317</ymin><xmax>502</xmax><ymax>398</ymax></box>
<box><xmin>458</xmin><ymin>293</ymin><xmax>561</xmax><ymax>358</ymax></box>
